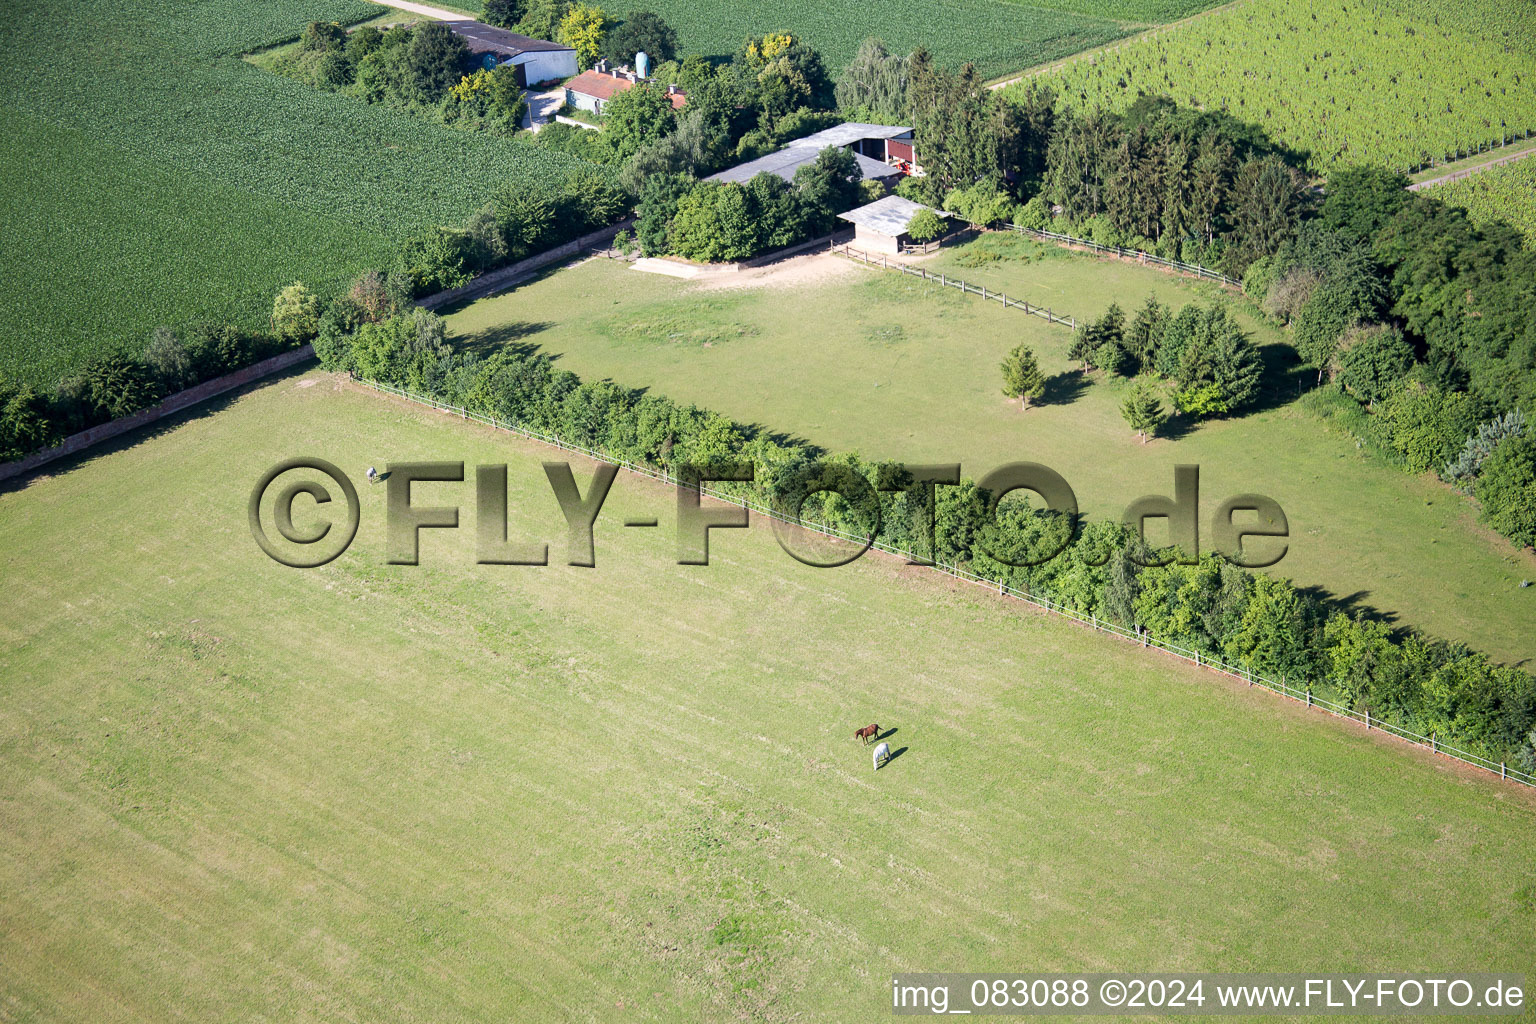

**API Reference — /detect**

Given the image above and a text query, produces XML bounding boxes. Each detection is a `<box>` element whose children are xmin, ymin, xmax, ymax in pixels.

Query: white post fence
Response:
<box><xmin>353</xmin><ymin>375</ymin><xmax>1536</xmax><ymax>794</ymax></box>
<box><xmin>830</xmin><ymin>243</ymin><xmax>1077</xmax><ymax>329</ymax></box>
<box><xmin>1010</xmin><ymin>226</ymin><xmax>1241</xmax><ymax>287</ymax></box>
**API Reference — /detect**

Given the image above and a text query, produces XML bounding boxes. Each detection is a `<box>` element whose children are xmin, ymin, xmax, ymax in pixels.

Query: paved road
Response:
<box><xmin>366</xmin><ymin>0</ymin><xmax>460</xmax><ymax>21</ymax></box>
<box><xmin>1407</xmin><ymin>142</ymin><xmax>1536</xmax><ymax>191</ymax></box>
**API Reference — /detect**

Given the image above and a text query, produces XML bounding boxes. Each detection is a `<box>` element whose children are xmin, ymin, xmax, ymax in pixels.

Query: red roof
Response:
<box><xmin>564</xmin><ymin>70</ymin><xmax>686</xmax><ymax>109</ymax></box>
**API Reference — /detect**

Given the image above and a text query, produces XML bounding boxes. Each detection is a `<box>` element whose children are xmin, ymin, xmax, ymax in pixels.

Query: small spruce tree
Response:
<box><xmin>1001</xmin><ymin>344</ymin><xmax>1045</xmax><ymax>410</ymax></box>
<box><xmin>1121</xmin><ymin>378</ymin><xmax>1166</xmax><ymax>443</ymax></box>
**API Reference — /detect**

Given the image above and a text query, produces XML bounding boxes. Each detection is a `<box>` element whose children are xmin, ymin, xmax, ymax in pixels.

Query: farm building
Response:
<box><xmin>707</xmin><ymin>123</ymin><xmax>916</xmax><ymax>185</ymax></box>
<box><xmin>837</xmin><ymin>196</ymin><xmax>951</xmax><ymax>255</ymax></box>
<box><xmin>565</xmin><ymin>61</ymin><xmax>687</xmax><ymax>114</ymax></box>
<box><xmin>444</xmin><ymin>21</ymin><xmax>577</xmax><ymax>86</ymax></box>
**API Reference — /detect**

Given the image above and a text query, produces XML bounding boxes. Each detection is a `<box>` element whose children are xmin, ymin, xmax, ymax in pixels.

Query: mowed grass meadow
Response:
<box><xmin>3</xmin><ymin>372</ymin><xmax>1536</xmax><ymax>1021</ymax></box>
<box><xmin>0</xmin><ymin>0</ymin><xmax>597</xmax><ymax>389</ymax></box>
<box><xmin>443</xmin><ymin>246</ymin><xmax>1536</xmax><ymax>666</ymax></box>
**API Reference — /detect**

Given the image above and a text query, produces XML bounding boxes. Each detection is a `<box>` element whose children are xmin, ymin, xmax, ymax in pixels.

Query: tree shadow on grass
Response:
<box><xmin>1039</xmin><ymin>371</ymin><xmax>1089</xmax><ymax>407</ymax></box>
<box><xmin>1156</xmin><ymin>412</ymin><xmax>1198</xmax><ymax>442</ymax></box>
<box><xmin>1248</xmin><ymin>337</ymin><xmax>1312</xmax><ymax>415</ymax></box>
<box><xmin>453</xmin><ymin>323</ymin><xmax>557</xmax><ymax>359</ymax></box>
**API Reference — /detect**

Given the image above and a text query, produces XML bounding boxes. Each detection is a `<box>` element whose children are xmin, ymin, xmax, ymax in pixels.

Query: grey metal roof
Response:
<box><xmin>443</xmin><ymin>20</ymin><xmax>573</xmax><ymax>56</ymax></box>
<box><xmin>793</xmin><ymin>122</ymin><xmax>913</xmax><ymax>147</ymax></box>
<box><xmin>706</xmin><ymin>124</ymin><xmax>910</xmax><ymax>185</ymax></box>
<box><xmin>708</xmin><ymin>147</ymin><xmax>896</xmax><ymax>184</ymax></box>
<box><xmin>836</xmin><ymin>195</ymin><xmax>945</xmax><ymax>236</ymax></box>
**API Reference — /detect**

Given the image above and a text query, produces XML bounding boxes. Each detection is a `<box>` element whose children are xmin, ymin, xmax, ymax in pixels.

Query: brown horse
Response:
<box><xmin>854</xmin><ymin>723</ymin><xmax>880</xmax><ymax>745</ymax></box>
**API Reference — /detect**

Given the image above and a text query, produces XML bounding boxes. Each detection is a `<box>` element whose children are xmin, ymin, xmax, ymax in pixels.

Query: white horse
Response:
<box><xmin>872</xmin><ymin>741</ymin><xmax>891</xmax><ymax>769</ymax></box>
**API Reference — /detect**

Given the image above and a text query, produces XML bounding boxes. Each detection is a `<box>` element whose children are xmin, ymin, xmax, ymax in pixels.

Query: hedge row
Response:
<box><xmin>317</xmin><ymin>307</ymin><xmax>1536</xmax><ymax>773</ymax></box>
<box><xmin>0</xmin><ymin>318</ymin><xmax>308</xmax><ymax>463</ymax></box>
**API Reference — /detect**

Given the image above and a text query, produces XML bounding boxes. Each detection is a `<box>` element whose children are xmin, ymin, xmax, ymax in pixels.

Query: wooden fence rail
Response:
<box><xmin>831</xmin><ymin>243</ymin><xmax>1078</xmax><ymax>329</ymax></box>
<box><xmin>1010</xmin><ymin>226</ymin><xmax>1242</xmax><ymax>286</ymax></box>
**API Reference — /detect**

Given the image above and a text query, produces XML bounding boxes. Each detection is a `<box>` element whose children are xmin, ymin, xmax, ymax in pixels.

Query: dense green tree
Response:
<box><xmin>670</xmin><ymin>182</ymin><xmax>758</xmax><ymax>262</ymax></box>
<box><xmin>1224</xmin><ymin>154</ymin><xmax>1308</xmax><ymax>271</ymax></box>
<box><xmin>792</xmin><ymin>145</ymin><xmax>862</xmax><ymax>235</ymax></box>
<box><xmin>1168</xmin><ymin>305</ymin><xmax>1260</xmax><ymax>417</ymax></box>
<box><xmin>1318</xmin><ymin>165</ymin><xmax>1411</xmax><ymax>244</ymax></box>
<box><xmin>1369</xmin><ymin>379</ymin><xmax>1483</xmax><ymax>473</ymax></box>
<box><xmin>1334</xmin><ymin>324</ymin><xmax>1414</xmax><ymax>407</ymax></box>
<box><xmin>482</xmin><ymin>0</ymin><xmax>526</xmax><ymax>29</ymax></box>
<box><xmin>622</xmin><ymin>109</ymin><xmax>730</xmax><ymax>190</ymax></box>
<box><xmin>1476</xmin><ymin>436</ymin><xmax>1536</xmax><ymax>548</ymax></box>
<box><xmin>403</xmin><ymin>21</ymin><xmax>469</xmax><ymax>103</ymax></box>
<box><xmin>907</xmin><ymin>59</ymin><xmax>998</xmax><ymax>194</ymax></box>
<box><xmin>943</xmin><ymin>180</ymin><xmax>1017</xmax><ymax>227</ymax></box>
<box><xmin>604</xmin><ymin>10</ymin><xmax>677</xmax><ymax>65</ymax></box>
<box><xmin>1121</xmin><ymin>378</ymin><xmax>1166</xmax><ymax>443</ymax></box>
<box><xmin>905</xmin><ymin>208</ymin><xmax>943</xmax><ymax>244</ymax></box>
<box><xmin>1000</xmin><ymin>344</ymin><xmax>1044</xmax><ymax>410</ymax></box>
<box><xmin>301</xmin><ymin>21</ymin><xmax>346</xmax><ymax>52</ymax></box>
<box><xmin>1292</xmin><ymin>283</ymin><xmax>1360</xmax><ymax>381</ymax></box>
<box><xmin>271</xmin><ymin>282</ymin><xmax>320</xmax><ymax>343</ymax></box>
<box><xmin>0</xmin><ymin>375</ymin><xmax>57</xmax><ymax>460</ymax></box>
<box><xmin>557</xmin><ymin>3</ymin><xmax>608</xmax><ymax>70</ymax></box>
<box><xmin>634</xmin><ymin>172</ymin><xmax>694</xmax><ymax>255</ymax></box>
<box><xmin>79</xmin><ymin>354</ymin><xmax>163</xmax><ymax>421</ymax></box>
<box><xmin>835</xmin><ymin>38</ymin><xmax>908</xmax><ymax>122</ymax></box>
<box><xmin>516</xmin><ymin>0</ymin><xmax>572</xmax><ymax>43</ymax></box>
<box><xmin>597</xmin><ymin>81</ymin><xmax>675</xmax><ymax>162</ymax></box>
<box><xmin>1125</xmin><ymin>294</ymin><xmax>1167</xmax><ymax>369</ymax></box>
<box><xmin>746</xmin><ymin>172</ymin><xmax>807</xmax><ymax>249</ymax></box>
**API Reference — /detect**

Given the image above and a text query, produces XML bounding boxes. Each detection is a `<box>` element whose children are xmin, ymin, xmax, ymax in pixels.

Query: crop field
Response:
<box><xmin>0</xmin><ymin>0</ymin><xmax>601</xmax><ymax>388</ymax></box>
<box><xmin>443</xmin><ymin>247</ymin><xmax>1536</xmax><ymax>666</ymax></box>
<box><xmin>453</xmin><ymin>0</ymin><xmax>1223</xmax><ymax>79</ymax></box>
<box><xmin>1022</xmin><ymin>0</ymin><xmax>1536</xmax><ymax>172</ymax></box>
<box><xmin>2</xmin><ymin>372</ymin><xmax>1535</xmax><ymax>1021</ymax></box>
<box><xmin>1426</xmin><ymin>159</ymin><xmax>1536</xmax><ymax>248</ymax></box>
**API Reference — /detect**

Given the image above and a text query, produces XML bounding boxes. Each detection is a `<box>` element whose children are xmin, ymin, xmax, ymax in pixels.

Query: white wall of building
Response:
<box><xmin>509</xmin><ymin>49</ymin><xmax>577</xmax><ymax>86</ymax></box>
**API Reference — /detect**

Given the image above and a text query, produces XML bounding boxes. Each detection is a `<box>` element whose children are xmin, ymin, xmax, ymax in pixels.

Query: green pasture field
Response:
<box><xmin>2</xmin><ymin>371</ymin><xmax>1535</xmax><ymax>1021</ymax></box>
<box><xmin>1021</xmin><ymin>0</ymin><xmax>1536</xmax><ymax>172</ymax></box>
<box><xmin>442</xmin><ymin>243</ymin><xmax>1536</xmax><ymax>666</ymax></box>
<box><xmin>0</xmin><ymin>0</ymin><xmax>599</xmax><ymax>389</ymax></box>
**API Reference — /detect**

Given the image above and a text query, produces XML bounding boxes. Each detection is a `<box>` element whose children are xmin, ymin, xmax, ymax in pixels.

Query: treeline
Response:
<box><xmin>634</xmin><ymin>148</ymin><xmax>867</xmax><ymax>262</ymax></box>
<box><xmin>275</xmin><ymin>20</ymin><xmax>528</xmax><ymax>134</ymax></box>
<box><xmin>1072</xmin><ymin>297</ymin><xmax>1263</xmax><ymax>421</ymax></box>
<box><xmin>309</xmin><ymin>307</ymin><xmax>1536</xmax><ymax>773</ymax></box>
<box><xmin>0</xmin><ymin>285</ymin><xmax>331</xmax><ymax>462</ymax></box>
<box><xmin>398</xmin><ymin>172</ymin><xmax>629</xmax><ymax>295</ymax></box>
<box><xmin>836</xmin><ymin>37</ymin><xmax>1533</xmax><ymax>551</ymax></box>
<box><xmin>1243</xmin><ymin>169</ymin><xmax>1536</xmax><ymax>549</ymax></box>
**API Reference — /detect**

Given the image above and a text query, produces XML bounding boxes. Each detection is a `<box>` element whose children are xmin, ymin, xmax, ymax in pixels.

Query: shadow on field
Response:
<box><xmin>879</xmin><ymin>746</ymin><xmax>909</xmax><ymax>769</ymax></box>
<box><xmin>1251</xmin><ymin>339</ymin><xmax>1311</xmax><ymax>415</ymax></box>
<box><xmin>876</xmin><ymin>727</ymin><xmax>898</xmax><ymax>743</ymax></box>
<box><xmin>1040</xmin><ymin>371</ymin><xmax>1089</xmax><ymax>406</ymax></box>
<box><xmin>456</xmin><ymin>324</ymin><xmax>556</xmax><ymax>358</ymax></box>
